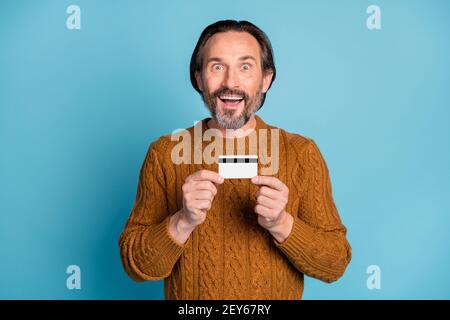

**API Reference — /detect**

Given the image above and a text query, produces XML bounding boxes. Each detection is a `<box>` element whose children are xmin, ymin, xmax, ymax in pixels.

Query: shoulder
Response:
<box><xmin>276</xmin><ymin>127</ymin><xmax>330</xmax><ymax>173</ymax></box>
<box><xmin>147</xmin><ymin>133</ymin><xmax>175</xmax><ymax>165</ymax></box>
<box><xmin>279</xmin><ymin>129</ymin><xmax>332</xmax><ymax>178</ymax></box>
<box><xmin>279</xmin><ymin>128</ymin><xmax>318</xmax><ymax>158</ymax></box>
<box><xmin>149</xmin><ymin>133</ymin><xmax>173</xmax><ymax>153</ymax></box>
<box><xmin>260</xmin><ymin>117</ymin><xmax>312</xmax><ymax>148</ymax></box>
<box><xmin>146</xmin><ymin>119</ymin><xmax>200</xmax><ymax>166</ymax></box>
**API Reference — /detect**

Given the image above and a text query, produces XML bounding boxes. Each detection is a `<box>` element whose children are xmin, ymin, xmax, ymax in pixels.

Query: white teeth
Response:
<box><xmin>219</xmin><ymin>95</ymin><xmax>243</xmax><ymax>100</ymax></box>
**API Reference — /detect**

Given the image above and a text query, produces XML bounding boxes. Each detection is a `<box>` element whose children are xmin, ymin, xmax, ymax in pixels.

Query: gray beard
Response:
<box><xmin>213</xmin><ymin>106</ymin><xmax>251</xmax><ymax>130</ymax></box>
<box><xmin>204</xmin><ymin>93</ymin><xmax>263</xmax><ymax>130</ymax></box>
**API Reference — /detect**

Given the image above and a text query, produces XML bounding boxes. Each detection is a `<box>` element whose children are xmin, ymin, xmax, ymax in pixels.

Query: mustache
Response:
<box><xmin>212</xmin><ymin>87</ymin><xmax>249</xmax><ymax>101</ymax></box>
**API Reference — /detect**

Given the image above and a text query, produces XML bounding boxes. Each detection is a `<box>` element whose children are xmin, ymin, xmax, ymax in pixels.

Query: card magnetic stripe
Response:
<box><xmin>218</xmin><ymin>158</ymin><xmax>258</xmax><ymax>163</ymax></box>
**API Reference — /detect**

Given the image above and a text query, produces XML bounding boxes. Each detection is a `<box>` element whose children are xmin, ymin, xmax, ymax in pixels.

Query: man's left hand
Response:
<box><xmin>251</xmin><ymin>176</ymin><xmax>294</xmax><ymax>243</ymax></box>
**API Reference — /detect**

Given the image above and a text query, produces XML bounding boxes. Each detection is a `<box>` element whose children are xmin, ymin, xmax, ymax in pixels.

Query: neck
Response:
<box><xmin>207</xmin><ymin>115</ymin><xmax>257</xmax><ymax>138</ymax></box>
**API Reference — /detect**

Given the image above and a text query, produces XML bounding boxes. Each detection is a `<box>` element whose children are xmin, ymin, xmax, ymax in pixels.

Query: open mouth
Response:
<box><xmin>217</xmin><ymin>94</ymin><xmax>244</xmax><ymax>108</ymax></box>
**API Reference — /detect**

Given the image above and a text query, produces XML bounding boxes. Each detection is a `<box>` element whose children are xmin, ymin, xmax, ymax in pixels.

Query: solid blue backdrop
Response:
<box><xmin>1</xmin><ymin>0</ymin><xmax>449</xmax><ymax>299</ymax></box>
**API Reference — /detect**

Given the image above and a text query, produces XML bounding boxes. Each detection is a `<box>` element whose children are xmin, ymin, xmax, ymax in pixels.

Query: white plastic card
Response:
<box><xmin>218</xmin><ymin>155</ymin><xmax>258</xmax><ymax>179</ymax></box>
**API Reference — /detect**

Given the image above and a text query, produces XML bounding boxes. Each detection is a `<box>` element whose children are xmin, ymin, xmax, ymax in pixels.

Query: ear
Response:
<box><xmin>195</xmin><ymin>71</ymin><xmax>203</xmax><ymax>92</ymax></box>
<box><xmin>262</xmin><ymin>71</ymin><xmax>274</xmax><ymax>93</ymax></box>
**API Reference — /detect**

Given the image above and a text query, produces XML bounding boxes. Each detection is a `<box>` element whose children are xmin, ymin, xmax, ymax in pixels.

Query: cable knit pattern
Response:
<box><xmin>119</xmin><ymin>115</ymin><xmax>352</xmax><ymax>299</ymax></box>
<box><xmin>197</xmin><ymin>161</ymin><xmax>222</xmax><ymax>299</ymax></box>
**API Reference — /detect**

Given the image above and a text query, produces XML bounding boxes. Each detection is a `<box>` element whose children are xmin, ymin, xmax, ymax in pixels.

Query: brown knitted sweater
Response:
<box><xmin>119</xmin><ymin>115</ymin><xmax>351</xmax><ymax>299</ymax></box>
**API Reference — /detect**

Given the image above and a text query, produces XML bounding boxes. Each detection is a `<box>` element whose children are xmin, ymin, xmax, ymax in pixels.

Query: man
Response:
<box><xmin>119</xmin><ymin>20</ymin><xmax>351</xmax><ymax>300</ymax></box>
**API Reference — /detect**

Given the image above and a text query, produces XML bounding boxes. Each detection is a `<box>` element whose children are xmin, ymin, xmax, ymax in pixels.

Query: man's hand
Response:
<box><xmin>181</xmin><ymin>169</ymin><xmax>224</xmax><ymax>226</ymax></box>
<box><xmin>251</xmin><ymin>175</ymin><xmax>294</xmax><ymax>243</ymax></box>
<box><xmin>169</xmin><ymin>170</ymin><xmax>224</xmax><ymax>244</ymax></box>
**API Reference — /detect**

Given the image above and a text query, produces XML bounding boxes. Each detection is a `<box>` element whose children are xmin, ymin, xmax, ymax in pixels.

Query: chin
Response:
<box><xmin>220</xmin><ymin>106</ymin><xmax>244</xmax><ymax>117</ymax></box>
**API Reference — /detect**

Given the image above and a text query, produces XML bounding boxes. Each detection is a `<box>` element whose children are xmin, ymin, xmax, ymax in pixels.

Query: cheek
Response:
<box><xmin>241</xmin><ymin>74</ymin><xmax>263</xmax><ymax>93</ymax></box>
<box><xmin>204</xmin><ymin>73</ymin><xmax>223</xmax><ymax>92</ymax></box>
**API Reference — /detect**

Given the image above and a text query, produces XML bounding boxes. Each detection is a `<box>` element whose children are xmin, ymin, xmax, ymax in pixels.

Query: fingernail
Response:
<box><xmin>219</xmin><ymin>176</ymin><xmax>224</xmax><ymax>183</ymax></box>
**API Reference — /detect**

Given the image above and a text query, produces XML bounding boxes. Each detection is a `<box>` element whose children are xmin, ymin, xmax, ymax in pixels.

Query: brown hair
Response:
<box><xmin>190</xmin><ymin>20</ymin><xmax>276</xmax><ymax>110</ymax></box>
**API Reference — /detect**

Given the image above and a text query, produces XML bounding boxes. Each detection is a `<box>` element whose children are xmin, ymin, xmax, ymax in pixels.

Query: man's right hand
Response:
<box><xmin>181</xmin><ymin>170</ymin><xmax>224</xmax><ymax>226</ymax></box>
<box><xmin>169</xmin><ymin>170</ymin><xmax>224</xmax><ymax>244</ymax></box>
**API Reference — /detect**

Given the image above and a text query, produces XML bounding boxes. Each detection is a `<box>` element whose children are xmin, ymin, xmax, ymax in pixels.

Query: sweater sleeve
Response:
<box><xmin>119</xmin><ymin>137</ymin><xmax>189</xmax><ymax>282</ymax></box>
<box><xmin>274</xmin><ymin>138</ymin><xmax>352</xmax><ymax>283</ymax></box>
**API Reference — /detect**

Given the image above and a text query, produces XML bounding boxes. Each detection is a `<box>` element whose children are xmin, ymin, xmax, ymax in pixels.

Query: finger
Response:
<box><xmin>191</xmin><ymin>208</ymin><xmax>205</xmax><ymax>216</ymax></box>
<box><xmin>251</xmin><ymin>176</ymin><xmax>285</xmax><ymax>191</ymax></box>
<box><xmin>256</xmin><ymin>195</ymin><xmax>278</xmax><ymax>209</ymax></box>
<box><xmin>194</xmin><ymin>181</ymin><xmax>218</xmax><ymax>195</ymax></box>
<box><xmin>193</xmin><ymin>190</ymin><xmax>215</xmax><ymax>201</ymax></box>
<box><xmin>192</xmin><ymin>199</ymin><xmax>212</xmax><ymax>210</ymax></box>
<box><xmin>254</xmin><ymin>204</ymin><xmax>272</xmax><ymax>217</ymax></box>
<box><xmin>256</xmin><ymin>186</ymin><xmax>280</xmax><ymax>200</ymax></box>
<box><xmin>191</xmin><ymin>170</ymin><xmax>224</xmax><ymax>184</ymax></box>
<box><xmin>258</xmin><ymin>215</ymin><xmax>276</xmax><ymax>225</ymax></box>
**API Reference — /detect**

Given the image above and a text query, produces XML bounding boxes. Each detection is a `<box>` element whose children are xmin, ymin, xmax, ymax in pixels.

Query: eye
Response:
<box><xmin>212</xmin><ymin>64</ymin><xmax>224</xmax><ymax>71</ymax></box>
<box><xmin>242</xmin><ymin>63</ymin><xmax>251</xmax><ymax>71</ymax></box>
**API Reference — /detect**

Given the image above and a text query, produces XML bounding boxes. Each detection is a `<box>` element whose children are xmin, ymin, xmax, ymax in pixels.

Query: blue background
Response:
<box><xmin>1</xmin><ymin>0</ymin><xmax>449</xmax><ymax>299</ymax></box>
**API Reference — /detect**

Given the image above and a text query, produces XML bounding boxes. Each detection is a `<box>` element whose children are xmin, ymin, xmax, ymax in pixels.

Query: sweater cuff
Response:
<box><xmin>149</xmin><ymin>215</ymin><xmax>190</xmax><ymax>262</ymax></box>
<box><xmin>273</xmin><ymin>217</ymin><xmax>316</xmax><ymax>258</ymax></box>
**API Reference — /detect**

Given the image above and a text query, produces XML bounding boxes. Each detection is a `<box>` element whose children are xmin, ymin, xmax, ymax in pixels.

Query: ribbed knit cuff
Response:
<box><xmin>139</xmin><ymin>216</ymin><xmax>189</xmax><ymax>278</ymax></box>
<box><xmin>148</xmin><ymin>215</ymin><xmax>191</xmax><ymax>264</ymax></box>
<box><xmin>129</xmin><ymin>215</ymin><xmax>192</xmax><ymax>281</ymax></box>
<box><xmin>273</xmin><ymin>218</ymin><xmax>316</xmax><ymax>258</ymax></box>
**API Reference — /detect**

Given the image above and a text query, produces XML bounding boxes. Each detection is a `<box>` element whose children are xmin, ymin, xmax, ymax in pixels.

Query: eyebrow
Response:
<box><xmin>205</xmin><ymin>55</ymin><xmax>257</xmax><ymax>64</ymax></box>
<box><xmin>238</xmin><ymin>55</ymin><xmax>257</xmax><ymax>63</ymax></box>
<box><xmin>206</xmin><ymin>57</ymin><xmax>222</xmax><ymax>64</ymax></box>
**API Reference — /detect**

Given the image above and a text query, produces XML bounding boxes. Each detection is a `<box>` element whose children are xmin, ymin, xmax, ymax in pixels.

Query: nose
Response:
<box><xmin>223</xmin><ymin>68</ymin><xmax>239</xmax><ymax>88</ymax></box>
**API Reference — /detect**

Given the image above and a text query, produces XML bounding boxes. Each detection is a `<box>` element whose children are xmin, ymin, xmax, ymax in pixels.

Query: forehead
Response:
<box><xmin>202</xmin><ymin>31</ymin><xmax>261</xmax><ymax>61</ymax></box>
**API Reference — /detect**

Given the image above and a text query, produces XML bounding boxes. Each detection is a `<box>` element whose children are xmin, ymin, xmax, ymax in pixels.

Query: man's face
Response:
<box><xmin>195</xmin><ymin>31</ymin><xmax>273</xmax><ymax>129</ymax></box>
